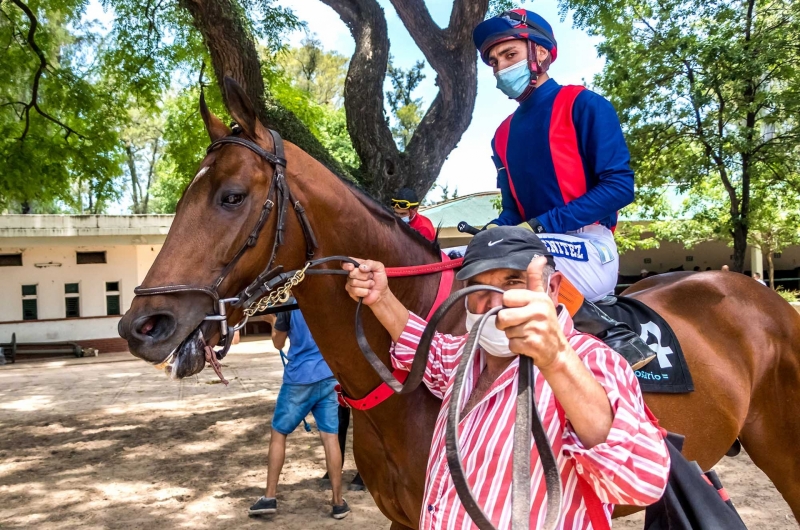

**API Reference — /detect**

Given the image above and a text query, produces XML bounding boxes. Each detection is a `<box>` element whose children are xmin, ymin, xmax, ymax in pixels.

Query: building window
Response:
<box><xmin>106</xmin><ymin>281</ymin><xmax>121</xmax><ymax>316</ymax></box>
<box><xmin>77</xmin><ymin>251</ymin><xmax>106</xmax><ymax>264</ymax></box>
<box><xmin>65</xmin><ymin>283</ymin><xmax>80</xmax><ymax>318</ymax></box>
<box><xmin>774</xmin><ymin>252</ymin><xmax>782</xmax><ymax>259</ymax></box>
<box><xmin>22</xmin><ymin>285</ymin><xmax>37</xmax><ymax>320</ymax></box>
<box><xmin>0</xmin><ymin>254</ymin><xmax>22</xmax><ymax>266</ymax></box>
<box><xmin>685</xmin><ymin>256</ymin><xmax>694</xmax><ymax>262</ymax></box>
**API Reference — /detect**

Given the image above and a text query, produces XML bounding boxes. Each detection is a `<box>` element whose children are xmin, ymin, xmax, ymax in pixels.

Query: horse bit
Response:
<box><xmin>132</xmin><ymin>128</ymin><xmax>562</xmax><ymax>530</ymax></box>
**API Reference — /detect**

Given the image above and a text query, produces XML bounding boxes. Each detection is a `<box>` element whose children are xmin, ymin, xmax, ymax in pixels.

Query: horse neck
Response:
<box><xmin>282</xmin><ymin>146</ymin><xmax>443</xmax><ymax>397</ymax></box>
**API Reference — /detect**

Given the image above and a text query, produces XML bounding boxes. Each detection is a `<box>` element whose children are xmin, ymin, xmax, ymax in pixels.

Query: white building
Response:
<box><xmin>1</xmin><ymin>205</ymin><xmax>798</xmax><ymax>351</ymax></box>
<box><xmin>0</xmin><ymin>215</ymin><xmax>170</xmax><ymax>351</ymax></box>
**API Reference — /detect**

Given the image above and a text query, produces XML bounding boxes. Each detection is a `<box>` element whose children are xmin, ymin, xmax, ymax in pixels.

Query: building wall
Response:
<box><xmin>136</xmin><ymin>244</ymin><xmax>162</xmax><ymax>284</ymax></box>
<box><xmin>0</xmin><ymin>244</ymin><xmax>162</xmax><ymax>345</ymax></box>
<box><xmin>618</xmin><ymin>239</ymin><xmax>800</xmax><ymax>276</ymax></box>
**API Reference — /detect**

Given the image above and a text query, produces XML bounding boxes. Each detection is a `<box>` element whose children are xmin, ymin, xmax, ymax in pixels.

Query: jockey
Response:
<box><xmin>472</xmin><ymin>9</ymin><xmax>655</xmax><ymax>369</ymax></box>
<box><xmin>391</xmin><ymin>187</ymin><xmax>436</xmax><ymax>242</ymax></box>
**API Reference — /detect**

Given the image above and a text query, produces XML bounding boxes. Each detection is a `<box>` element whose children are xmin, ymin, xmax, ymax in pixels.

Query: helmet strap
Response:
<box><xmin>516</xmin><ymin>41</ymin><xmax>543</xmax><ymax>102</ymax></box>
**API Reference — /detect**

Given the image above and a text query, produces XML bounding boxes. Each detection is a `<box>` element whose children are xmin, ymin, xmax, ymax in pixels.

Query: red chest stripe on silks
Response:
<box><xmin>494</xmin><ymin>114</ymin><xmax>526</xmax><ymax>220</ymax></box>
<box><xmin>549</xmin><ymin>85</ymin><xmax>588</xmax><ymax>203</ymax></box>
<box><xmin>335</xmin><ymin>252</ymin><xmax>457</xmax><ymax>410</ymax></box>
<box><xmin>494</xmin><ymin>85</ymin><xmax>588</xmax><ymax>218</ymax></box>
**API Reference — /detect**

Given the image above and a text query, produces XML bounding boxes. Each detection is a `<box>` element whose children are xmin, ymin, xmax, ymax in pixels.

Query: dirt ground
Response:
<box><xmin>0</xmin><ymin>338</ymin><xmax>797</xmax><ymax>530</ymax></box>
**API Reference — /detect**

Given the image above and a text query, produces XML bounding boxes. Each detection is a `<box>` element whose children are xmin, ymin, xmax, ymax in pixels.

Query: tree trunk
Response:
<box><xmin>126</xmin><ymin>144</ymin><xmax>141</xmax><ymax>214</ymax></box>
<box><xmin>144</xmin><ymin>139</ymin><xmax>159</xmax><ymax>214</ymax></box>
<box><xmin>178</xmin><ymin>0</ymin><xmax>345</xmax><ymax>175</ymax></box>
<box><xmin>767</xmin><ymin>251</ymin><xmax>775</xmax><ymax>289</ymax></box>
<box><xmin>320</xmin><ymin>0</ymin><xmax>488</xmax><ymax>201</ymax></box>
<box><xmin>731</xmin><ymin>221</ymin><xmax>748</xmax><ymax>273</ymax></box>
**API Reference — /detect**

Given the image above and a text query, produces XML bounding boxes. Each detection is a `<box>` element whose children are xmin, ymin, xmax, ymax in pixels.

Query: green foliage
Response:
<box><xmin>614</xmin><ymin>221</ymin><xmax>660</xmax><ymax>254</ymax></box>
<box><xmin>268</xmin><ymin>38</ymin><xmax>358</xmax><ymax>172</ymax></box>
<box><xmin>276</xmin><ymin>36</ymin><xmax>348</xmax><ymax>107</ymax></box>
<box><xmin>386</xmin><ymin>58</ymin><xmax>426</xmax><ymax>150</ymax></box>
<box><xmin>775</xmin><ymin>287</ymin><xmax>800</xmax><ymax>303</ymax></box>
<box><xmin>0</xmin><ymin>0</ymin><xmax>125</xmax><ymax>212</ymax></box>
<box><xmin>423</xmin><ymin>183</ymin><xmax>459</xmax><ymax>206</ymax></box>
<box><xmin>561</xmin><ymin>0</ymin><xmax>800</xmax><ymax>269</ymax></box>
<box><xmin>488</xmin><ymin>0</ymin><xmax>528</xmax><ymax>17</ymax></box>
<box><xmin>491</xmin><ymin>194</ymin><xmax>502</xmax><ymax>213</ymax></box>
<box><xmin>1</xmin><ymin>0</ymin><xmax>306</xmax><ymax>214</ymax></box>
<box><xmin>317</xmin><ymin>106</ymin><xmax>359</xmax><ymax>169</ymax></box>
<box><xmin>239</xmin><ymin>0</ymin><xmax>305</xmax><ymax>53</ymax></box>
<box><xmin>150</xmin><ymin>83</ymin><xmax>229</xmax><ymax>213</ymax></box>
<box><xmin>747</xmin><ymin>184</ymin><xmax>800</xmax><ymax>255</ymax></box>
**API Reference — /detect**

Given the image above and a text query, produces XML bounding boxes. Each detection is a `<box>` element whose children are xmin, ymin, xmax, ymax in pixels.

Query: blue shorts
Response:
<box><xmin>272</xmin><ymin>377</ymin><xmax>339</xmax><ymax>435</ymax></box>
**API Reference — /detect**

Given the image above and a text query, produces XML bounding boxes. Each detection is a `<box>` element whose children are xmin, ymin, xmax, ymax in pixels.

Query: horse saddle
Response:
<box><xmin>596</xmin><ymin>296</ymin><xmax>694</xmax><ymax>394</ymax></box>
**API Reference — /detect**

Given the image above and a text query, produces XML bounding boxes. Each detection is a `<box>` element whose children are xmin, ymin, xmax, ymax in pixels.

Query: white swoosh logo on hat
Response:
<box><xmin>488</xmin><ymin>239</ymin><xmax>503</xmax><ymax>246</ymax></box>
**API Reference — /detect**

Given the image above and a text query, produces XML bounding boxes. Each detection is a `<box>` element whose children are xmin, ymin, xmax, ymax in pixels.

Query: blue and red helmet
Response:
<box><xmin>473</xmin><ymin>9</ymin><xmax>558</xmax><ymax>65</ymax></box>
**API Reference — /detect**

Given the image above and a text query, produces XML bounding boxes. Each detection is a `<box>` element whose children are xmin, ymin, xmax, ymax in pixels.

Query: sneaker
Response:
<box><xmin>332</xmin><ymin>499</ymin><xmax>351</xmax><ymax>520</ymax></box>
<box><xmin>248</xmin><ymin>496</ymin><xmax>277</xmax><ymax>515</ymax></box>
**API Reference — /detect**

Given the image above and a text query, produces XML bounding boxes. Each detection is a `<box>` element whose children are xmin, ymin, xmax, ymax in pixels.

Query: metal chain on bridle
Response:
<box><xmin>132</xmin><ymin>129</ymin><xmax>561</xmax><ymax>530</ymax></box>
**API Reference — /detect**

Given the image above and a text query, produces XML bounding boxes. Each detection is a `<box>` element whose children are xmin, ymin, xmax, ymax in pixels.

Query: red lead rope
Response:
<box><xmin>336</xmin><ymin>253</ymin><xmax>461</xmax><ymax>410</ymax></box>
<box><xmin>385</xmin><ymin>257</ymin><xmax>464</xmax><ymax>277</ymax></box>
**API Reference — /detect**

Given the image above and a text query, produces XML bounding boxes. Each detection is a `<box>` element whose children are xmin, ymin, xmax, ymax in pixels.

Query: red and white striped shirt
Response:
<box><xmin>390</xmin><ymin>307</ymin><xmax>669</xmax><ymax>530</ymax></box>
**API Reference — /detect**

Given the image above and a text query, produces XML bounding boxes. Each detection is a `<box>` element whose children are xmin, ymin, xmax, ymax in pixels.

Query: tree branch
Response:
<box><xmin>10</xmin><ymin>0</ymin><xmax>85</xmax><ymax>141</ymax></box>
<box><xmin>179</xmin><ymin>0</ymin><xmax>345</xmax><ymax>174</ymax></box>
<box><xmin>318</xmin><ymin>0</ymin><xmax>397</xmax><ymax>193</ymax></box>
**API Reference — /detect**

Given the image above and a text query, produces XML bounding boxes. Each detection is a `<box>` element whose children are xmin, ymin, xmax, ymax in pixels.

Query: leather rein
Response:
<box><xmin>132</xmin><ymin>130</ymin><xmax>562</xmax><ymax>530</ymax></box>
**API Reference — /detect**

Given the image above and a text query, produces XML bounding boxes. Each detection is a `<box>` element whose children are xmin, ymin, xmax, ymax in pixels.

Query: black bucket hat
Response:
<box><xmin>456</xmin><ymin>226</ymin><xmax>556</xmax><ymax>281</ymax></box>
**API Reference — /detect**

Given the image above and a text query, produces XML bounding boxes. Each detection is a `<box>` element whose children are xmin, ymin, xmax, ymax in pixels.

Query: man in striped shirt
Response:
<box><xmin>343</xmin><ymin>226</ymin><xmax>669</xmax><ymax>529</ymax></box>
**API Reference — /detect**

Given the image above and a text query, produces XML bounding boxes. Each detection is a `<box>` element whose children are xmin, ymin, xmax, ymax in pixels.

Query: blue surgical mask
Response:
<box><xmin>401</xmin><ymin>216</ymin><xmax>410</xmax><ymax>223</ymax></box>
<box><xmin>495</xmin><ymin>59</ymin><xmax>531</xmax><ymax>99</ymax></box>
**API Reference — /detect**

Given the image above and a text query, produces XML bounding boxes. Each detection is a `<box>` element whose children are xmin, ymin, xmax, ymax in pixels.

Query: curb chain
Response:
<box><xmin>244</xmin><ymin>263</ymin><xmax>310</xmax><ymax>317</ymax></box>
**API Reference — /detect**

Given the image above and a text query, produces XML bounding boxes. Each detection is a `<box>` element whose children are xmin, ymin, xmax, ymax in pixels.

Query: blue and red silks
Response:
<box><xmin>489</xmin><ymin>79</ymin><xmax>635</xmax><ymax>233</ymax></box>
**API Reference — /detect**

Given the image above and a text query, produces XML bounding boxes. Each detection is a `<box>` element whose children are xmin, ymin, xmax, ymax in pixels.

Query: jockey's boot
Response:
<box><xmin>571</xmin><ymin>299</ymin><xmax>656</xmax><ymax>370</ymax></box>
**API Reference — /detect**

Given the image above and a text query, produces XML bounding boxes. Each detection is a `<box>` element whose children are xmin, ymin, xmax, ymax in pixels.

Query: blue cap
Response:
<box><xmin>473</xmin><ymin>9</ymin><xmax>557</xmax><ymax>65</ymax></box>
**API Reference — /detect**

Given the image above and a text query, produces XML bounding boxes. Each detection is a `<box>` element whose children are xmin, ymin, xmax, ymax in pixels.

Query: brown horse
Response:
<box><xmin>118</xmin><ymin>79</ymin><xmax>800</xmax><ymax>529</ymax></box>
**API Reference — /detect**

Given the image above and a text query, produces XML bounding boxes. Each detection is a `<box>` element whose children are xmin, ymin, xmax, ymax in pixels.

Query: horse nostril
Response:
<box><xmin>134</xmin><ymin>313</ymin><xmax>176</xmax><ymax>342</ymax></box>
<box><xmin>140</xmin><ymin>318</ymin><xmax>155</xmax><ymax>335</ymax></box>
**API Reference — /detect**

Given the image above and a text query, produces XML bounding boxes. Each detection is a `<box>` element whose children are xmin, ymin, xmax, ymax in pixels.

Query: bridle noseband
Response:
<box><xmin>134</xmin><ymin>128</ymin><xmax>319</xmax><ymax>360</ymax></box>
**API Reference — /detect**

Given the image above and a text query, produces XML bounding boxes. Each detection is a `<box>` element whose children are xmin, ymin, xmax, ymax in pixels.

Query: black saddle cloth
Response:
<box><xmin>596</xmin><ymin>296</ymin><xmax>694</xmax><ymax>394</ymax></box>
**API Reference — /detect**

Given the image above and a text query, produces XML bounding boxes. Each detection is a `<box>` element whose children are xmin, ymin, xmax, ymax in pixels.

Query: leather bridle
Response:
<box><xmin>132</xmin><ymin>127</ymin><xmax>562</xmax><ymax>530</ymax></box>
<box><xmin>134</xmin><ymin>128</ymin><xmax>319</xmax><ymax>360</ymax></box>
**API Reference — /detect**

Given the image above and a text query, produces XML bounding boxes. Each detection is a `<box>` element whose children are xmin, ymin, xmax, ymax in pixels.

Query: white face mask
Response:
<box><xmin>400</xmin><ymin>215</ymin><xmax>410</xmax><ymax>223</ymax></box>
<box><xmin>465</xmin><ymin>310</ymin><xmax>515</xmax><ymax>357</ymax></box>
<box><xmin>464</xmin><ymin>278</ymin><xmax>551</xmax><ymax>359</ymax></box>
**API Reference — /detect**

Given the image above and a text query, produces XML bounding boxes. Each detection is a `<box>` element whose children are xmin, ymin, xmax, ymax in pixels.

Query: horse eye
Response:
<box><xmin>222</xmin><ymin>193</ymin><xmax>245</xmax><ymax>207</ymax></box>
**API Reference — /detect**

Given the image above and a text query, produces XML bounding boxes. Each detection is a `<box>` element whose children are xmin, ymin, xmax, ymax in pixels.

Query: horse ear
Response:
<box><xmin>199</xmin><ymin>90</ymin><xmax>230</xmax><ymax>141</ymax></box>
<box><xmin>223</xmin><ymin>76</ymin><xmax>270</xmax><ymax>141</ymax></box>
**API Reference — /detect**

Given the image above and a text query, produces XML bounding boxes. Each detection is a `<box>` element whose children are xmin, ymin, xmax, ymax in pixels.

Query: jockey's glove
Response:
<box><xmin>518</xmin><ymin>218</ymin><xmax>547</xmax><ymax>234</ymax></box>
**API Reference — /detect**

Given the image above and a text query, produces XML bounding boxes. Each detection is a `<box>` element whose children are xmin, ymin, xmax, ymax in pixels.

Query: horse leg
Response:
<box><xmin>390</xmin><ymin>523</ymin><xmax>415</xmax><ymax>530</ymax></box>
<box><xmin>738</xmin><ymin>343</ymin><xmax>800</xmax><ymax>522</ymax></box>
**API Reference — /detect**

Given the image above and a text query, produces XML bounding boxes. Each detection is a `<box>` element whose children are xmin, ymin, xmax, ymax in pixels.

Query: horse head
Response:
<box><xmin>118</xmin><ymin>77</ymin><xmax>305</xmax><ymax>379</ymax></box>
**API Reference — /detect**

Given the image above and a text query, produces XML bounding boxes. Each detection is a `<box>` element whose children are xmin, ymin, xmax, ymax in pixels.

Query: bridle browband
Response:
<box><xmin>132</xmin><ymin>127</ymin><xmax>562</xmax><ymax>530</ymax></box>
<box><xmin>134</xmin><ymin>128</ymin><xmax>319</xmax><ymax>360</ymax></box>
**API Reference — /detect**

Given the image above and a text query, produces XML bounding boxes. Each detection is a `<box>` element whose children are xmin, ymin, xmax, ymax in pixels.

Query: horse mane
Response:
<box><xmin>328</xmin><ymin>169</ymin><xmax>442</xmax><ymax>255</ymax></box>
<box><xmin>227</xmin><ymin>127</ymin><xmax>442</xmax><ymax>255</ymax></box>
